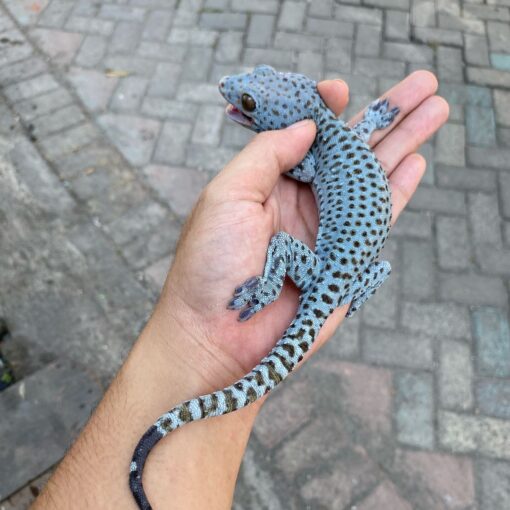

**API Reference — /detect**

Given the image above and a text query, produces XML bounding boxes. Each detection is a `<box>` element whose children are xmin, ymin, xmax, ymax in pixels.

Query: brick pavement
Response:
<box><xmin>0</xmin><ymin>0</ymin><xmax>509</xmax><ymax>508</ymax></box>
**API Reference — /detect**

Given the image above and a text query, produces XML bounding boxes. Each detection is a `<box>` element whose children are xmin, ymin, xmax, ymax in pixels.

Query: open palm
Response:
<box><xmin>160</xmin><ymin>71</ymin><xmax>448</xmax><ymax>385</ymax></box>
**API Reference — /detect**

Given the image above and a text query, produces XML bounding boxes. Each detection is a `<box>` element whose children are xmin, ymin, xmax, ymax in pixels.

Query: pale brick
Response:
<box><xmin>395</xmin><ymin>372</ymin><xmax>434</xmax><ymax>449</ymax></box>
<box><xmin>402</xmin><ymin>240</ymin><xmax>434</xmax><ymax>299</ymax></box>
<box><xmin>358</xmin><ymin>481</ymin><xmax>412</xmax><ymax>510</ymax></box>
<box><xmin>111</xmin><ymin>76</ymin><xmax>148</xmax><ymax>112</ymax></box>
<box><xmin>4</xmin><ymin>74</ymin><xmax>59</xmax><ymax>103</ymax></box>
<box><xmin>354</xmin><ymin>57</ymin><xmax>405</xmax><ymax>78</ymax></box>
<box><xmin>185</xmin><ymin>144</ymin><xmax>237</xmax><ymax>172</ymax></box>
<box><xmin>467</xmin><ymin>67</ymin><xmax>510</xmax><ymax>88</ymax></box>
<box><xmin>409</xmin><ymin>187</ymin><xmax>466</xmax><ymax>214</ymax></box>
<box><xmin>66</xmin><ymin>16</ymin><xmax>114</xmax><ymax>36</ymax></box>
<box><xmin>142</xmin><ymin>97</ymin><xmax>198</xmax><ymax>121</ymax></box>
<box><xmin>305</xmin><ymin>18</ymin><xmax>354</xmax><ymax>38</ymax></box>
<box><xmin>356</xmin><ymin>24</ymin><xmax>381</xmax><ymax>57</ymax></box>
<box><xmin>230</xmin><ymin>0</ymin><xmax>279</xmax><ymax>13</ymax></box>
<box><xmin>439</xmin><ymin>273</ymin><xmax>508</xmax><ymax>307</ymax></box>
<box><xmin>414</xmin><ymin>27</ymin><xmax>463</xmax><ymax>46</ymax></box>
<box><xmin>436</xmin><ymin>216</ymin><xmax>471</xmax><ymax>269</ymax></box>
<box><xmin>99</xmin><ymin>4</ymin><xmax>145</xmax><ymax>22</ymax></box>
<box><xmin>494</xmin><ymin>89</ymin><xmax>510</xmax><ymax>126</ymax></box>
<box><xmin>278</xmin><ymin>1</ymin><xmax>306</xmax><ymax>31</ymax></box>
<box><xmin>435</xmin><ymin>123</ymin><xmax>466</xmax><ymax>167</ymax></box>
<box><xmin>29</xmin><ymin>104</ymin><xmax>86</xmax><ymax>138</ymax></box>
<box><xmin>468</xmin><ymin>146</ymin><xmax>510</xmax><ymax>169</ymax></box>
<box><xmin>487</xmin><ymin>21</ymin><xmax>510</xmax><ymax>52</ymax></box>
<box><xmin>154</xmin><ymin>121</ymin><xmax>192</xmax><ymax>165</ymax></box>
<box><xmin>200</xmin><ymin>12</ymin><xmax>247</xmax><ymax>30</ymax></box>
<box><xmin>439</xmin><ymin>411</ymin><xmax>510</xmax><ymax>460</ymax></box>
<box><xmin>143</xmin><ymin>9</ymin><xmax>172</xmax><ymax>41</ymax></box>
<box><xmin>437</xmin><ymin>166</ymin><xmax>496</xmax><ymax>192</ymax></box>
<box><xmin>147</xmin><ymin>62</ymin><xmax>181</xmax><ymax>98</ymax></box>
<box><xmin>464</xmin><ymin>34</ymin><xmax>490</xmax><ymax>67</ymax></box>
<box><xmin>385</xmin><ymin>10</ymin><xmax>410</xmax><ymax>41</ymax></box>
<box><xmin>437</xmin><ymin>46</ymin><xmax>464</xmax><ymax>83</ymax></box>
<box><xmin>75</xmin><ymin>35</ymin><xmax>107</xmax><ymax>67</ymax></box>
<box><xmin>391</xmin><ymin>209</ymin><xmax>432</xmax><ymax>238</ymax></box>
<box><xmin>477</xmin><ymin>380</ymin><xmax>510</xmax><ymax>420</ymax></box>
<box><xmin>182</xmin><ymin>47</ymin><xmax>213</xmax><ymax>81</ymax></box>
<box><xmin>363</xmin><ymin>328</ymin><xmax>434</xmax><ymax>369</ymax></box>
<box><xmin>110</xmin><ymin>21</ymin><xmax>142</xmax><ymax>54</ymax></box>
<box><xmin>479</xmin><ymin>460</ymin><xmax>510</xmax><ymax>510</ymax></box>
<box><xmin>501</xmin><ymin>173</ymin><xmax>510</xmax><ymax>219</ymax></box>
<box><xmin>14</xmin><ymin>88</ymin><xmax>74</xmax><ymax>122</ymax></box>
<box><xmin>274</xmin><ymin>31</ymin><xmax>323</xmax><ymax>51</ymax></box>
<box><xmin>247</xmin><ymin>14</ymin><xmax>275</xmax><ymax>47</ymax></box>
<box><xmin>216</xmin><ymin>31</ymin><xmax>243</xmax><ymax>63</ymax></box>
<box><xmin>38</xmin><ymin>123</ymin><xmax>98</xmax><ymax>160</ymax></box>
<box><xmin>439</xmin><ymin>340</ymin><xmax>474</xmax><ymax>410</ymax></box>
<box><xmin>468</xmin><ymin>192</ymin><xmax>502</xmax><ymax>247</ymax></box>
<box><xmin>401</xmin><ymin>302</ymin><xmax>471</xmax><ymax>339</ymax></box>
<box><xmin>191</xmin><ymin>105</ymin><xmax>224</xmax><ymax>146</ymax></box>
<box><xmin>243</xmin><ymin>48</ymin><xmax>294</xmax><ymax>69</ymax></box>
<box><xmin>383</xmin><ymin>41</ymin><xmax>433</xmax><ymax>63</ymax></box>
<box><xmin>334</xmin><ymin>4</ymin><xmax>383</xmax><ymax>24</ymax></box>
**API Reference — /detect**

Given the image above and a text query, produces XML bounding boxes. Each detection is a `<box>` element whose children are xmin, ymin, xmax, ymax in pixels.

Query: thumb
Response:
<box><xmin>212</xmin><ymin>119</ymin><xmax>316</xmax><ymax>203</ymax></box>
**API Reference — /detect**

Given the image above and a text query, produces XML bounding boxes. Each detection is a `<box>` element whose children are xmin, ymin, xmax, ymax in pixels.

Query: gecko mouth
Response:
<box><xmin>225</xmin><ymin>104</ymin><xmax>254</xmax><ymax>127</ymax></box>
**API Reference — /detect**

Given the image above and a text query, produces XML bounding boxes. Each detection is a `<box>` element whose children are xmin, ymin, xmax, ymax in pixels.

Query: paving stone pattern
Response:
<box><xmin>0</xmin><ymin>0</ymin><xmax>509</xmax><ymax>508</ymax></box>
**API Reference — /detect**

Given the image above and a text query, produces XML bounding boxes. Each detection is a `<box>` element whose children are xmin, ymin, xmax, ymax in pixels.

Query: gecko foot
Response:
<box><xmin>365</xmin><ymin>98</ymin><xmax>399</xmax><ymax>130</ymax></box>
<box><xmin>227</xmin><ymin>275</ymin><xmax>279</xmax><ymax>321</ymax></box>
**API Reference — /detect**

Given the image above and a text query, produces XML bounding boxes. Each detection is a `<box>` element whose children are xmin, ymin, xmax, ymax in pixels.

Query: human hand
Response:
<box><xmin>153</xmin><ymin>71</ymin><xmax>448</xmax><ymax>392</ymax></box>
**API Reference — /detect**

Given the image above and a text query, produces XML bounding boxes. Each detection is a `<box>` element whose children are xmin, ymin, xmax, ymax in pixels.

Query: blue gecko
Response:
<box><xmin>129</xmin><ymin>65</ymin><xmax>399</xmax><ymax>509</ymax></box>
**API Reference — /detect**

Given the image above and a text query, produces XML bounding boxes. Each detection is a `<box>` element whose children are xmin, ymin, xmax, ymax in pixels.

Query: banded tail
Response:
<box><xmin>129</xmin><ymin>293</ymin><xmax>330</xmax><ymax>510</ymax></box>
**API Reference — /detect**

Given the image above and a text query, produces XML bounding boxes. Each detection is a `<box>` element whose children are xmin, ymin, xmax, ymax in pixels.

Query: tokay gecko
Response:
<box><xmin>129</xmin><ymin>65</ymin><xmax>399</xmax><ymax>509</ymax></box>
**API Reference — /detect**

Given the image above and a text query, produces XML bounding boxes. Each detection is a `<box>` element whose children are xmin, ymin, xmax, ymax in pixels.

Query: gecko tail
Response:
<box><xmin>129</xmin><ymin>296</ymin><xmax>330</xmax><ymax>510</ymax></box>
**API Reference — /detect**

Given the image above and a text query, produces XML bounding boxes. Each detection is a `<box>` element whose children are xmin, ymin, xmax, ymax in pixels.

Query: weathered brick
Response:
<box><xmin>401</xmin><ymin>302</ymin><xmax>472</xmax><ymax>339</ymax></box>
<box><xmin>37</xmin><ymin>0</ymin><xmax>74</xmax><ymax>28</ymax></box>
<box><xmin>0</xmin><ymin>39</ymin><xmax>31</xmax><ymax>66</ymax></box>
<box><xmin>439</xmin><ymin>411</ymin><xmax>510</xmax><ymax>460</ymax></box>
<box><xmin>154</xmin><ymin>120</ymin><xmax>192</xmax><ymax>165</ymax></box>
<box><xmin>136</xmin><ymin>41</ymin><xmax>186</xmax><ymax>63</ymax></box>
<box><xmin>354</xmin><ymin>57</ymin><xmax>405</xmax><ymax>78</ymax></box>
<box><xmin>402</xmin><ymin>240</ymin><xmax>434</xmax><ymax>299</ymax></box>
<box><xmin>439</xmin><ymin>340</ymin><xmax>474</xmax><ymax>410</ymax></box>
<box><xmin>391</xmin><ymin>209</ymin><xmax>432</xmax><ymax>238</ymax></box>
<box><xmin>99</xmin><ymin>4</ymin><xmax>145</xmax><ymax>22</ymax></box>
<box><xmin>300</xmin><ymin>446</ymin><xmax>380</xmax><ymax>508</ymax></box>
<box><xmin>38</xmin><ymin>123</ymin><xmax>98</xmax><ymax>160</ymax></box>
<box><xmin>501</xmin><ymin>173</ymin><xmax>510</xmax><ymax>219</ymax></box>
<box><xmin>274</xmin><ymin>31</ymin><xmax>323</xmax><ymax>51</ymax></box>
<box><xmin>247</xmin><ymin>14</ymin><xmax>275</xmax><ymax>47</ymax></box>
<box><xmin>492</xmin><ymin>53</ymin><xmax>510</xmax><ymax>72</ymax></box>
<box><xmin>477</xmin><ymin>379</ymin><xmax>510</xmax><ymax>420</ymax></box>
<box><xmin>487</xmin><ymin>21</ymin><xmax>510</xmax><ymax>52</ymax></box>
<box><xmin>143</xmin><ymin>165</ymin><xmax>208</xmax><ymax>217</ymax></box>
<box><xmin>142</xmin><ymin>97</ymin><xmax>198</xmax><ymax>121</ymax></box>
<box><xmin>111</xmin><ymin>76</ymin><xmax>148</xmax><ymax>112</ymax></box>
<box><xmin>0</xmin><ymin>56</ymin><xmax>48</xmax><ymax>86</ymax></box>
<box><xmin>436</xmin><ymin>215</ymin><xmax>471</xmax><ymax>270</ymax></box>
<box><xmin>494</xmin><ymin>89</ymin><xmax>510</xmax><ymax>126</ymax></box>
<box><xmin>75</xmin><ymin>34</ymin><xmax>107</xmax><ymax>67</ymax></box>
<box><xmin>468</xmin><ymin>146</ymin><xmax>510</xmax><ymax>169</ymax></box>
<box><xmin>334</xmin><ymin>4</ymin><xmax>383</xmax><ymax>24</ymax></box>
<box><xmin>465</xmin><ymin>3</ymin><xmax>510</xmax><ymax>21</ymax></box>
<box><xmin>243</xmin><ymin>48</ymin><xmax>295</xmax><ymax>69</ymax></box>
<box><xmin>435</xmin><ymin>123</ymin><xmax>466</xmax><ymax>167</ymax></box>
<box><xmin>278</xmin><ymin>1</ymin><xmax>306</xmax><ymax>31</ymax></box>
<box><xmin>479</xmin><ymin>460</ymin><xmax>510</xmax><ymax>510</ymax></box>
<box><xmin>191</xmin><ymin>105</ymin><xmax>224</xmax><ymax>146</ymax></box>
<box><xmin>467</xmin><ymin>67</ymin><xmax>510</xmax><ymax>88</ymax></box>
<box><xmin>394</xmin><ymin>449</ymin><xmax>475</xmax><ymax>509</ymax></box>
<box><xmin>182</xmin><ymin>47</ymin><xmax>213</xmax><ymax>81</ymax></box>
<box><xmin>468</xmin><ymin>192</ymin><xmax>502</xmax><ymax>247</ymax></box>
<box><xmin>176</xmin><ymin>82</ymin><xmax>224</xmax><ymax>104</ymax></box>
<box><xmin>230</xmin><ymin>0</ymin><xmax>279</xmax><ymax>13</ymax></box>
<box><xmin>4</xmin><ymin>74</ymin><xmax>59</xmax><ymax>103</ymax></box>
<box><xmin>14</xmin><ymin>88</ymin><xmax>74</xmax><ymax>122</ymax></box>
<box><xmin>473</xmin><ymin>307</ymin><xmax>510</xmax><ymax>378</ymax></box>
<box><xmin>408</xmin><ymin>187</ymin><xmax>466</xmax><ymax>215</ymax></box>
<box><xmin>395</xmin><ymin>372</ymin><xmax>434</xmax><ymax>449</ymax></box>
<box><xmin>308</xmin><ymin>0</ymin><xmax>333</xmax><ymax>18</ymax></box>
<box><xmin>147</xmin><ymin>62</ymin><xmax>181</xmax><ymax>98</ymax></box>
<box><xmin>215</xmin><ymin>31</ymin><xmax>243</xmax><ymax>63</ymax></box>
<box><xmin>66</xmin><ymin>16</ymin><xmax>114</xmax><ymax>36</ymax></box>
<box><xmin>464</xmin><ymin>34</ymin><xmax>490</xmax><ymax>67</ymax></box>
<box><xmin>297</xmin><ymin>51</ymin><xmax>323</xmax><ymax>79</ymax></box>
<box><xmin>440</xmin><ymin>273</ymin><xmax>508</xmax><ymax>307</ymax></box>
<box><xmin>97</xmin><ymin>113</ymin><xmax>160</xmax><ymax>166</ymax></box>
<box><xmin>439</xmin><ymin>83</ymin><xmax>492</xmax><ymax>107</ymax></box>
<box><xmin>172</xmin><ymin>0</ymin><xmax>200</xmax><ymax>27</ymax></box>
<box><xmin>437</xmin><ymin>46</ymin><xmax>464</xmax><ymax>83</ymax></box>
<box><xmin>385</xmin><ymin>10</ymin><xmax>410</xmax><ymax>41</ymax></box>
<box><xmin>357</xmin><ymin>481</ymin><xmax>412</xmax><ymax>510</ymax></box>
<box><xmin>142</xmin><ymin>9</ymin><xmax>172</xmax><ymax>41</ymax></box>
<box><xmin>186</xmin><ymin>144</ymin><xmax>237</xmax><ymax>172</ymax></box>
<box><xmin>254</xmin><ymin>377</ymin><xmax>314</xmax><ymax>449</ymax></box>
<box><xmin>438</xmin><ymin>12</ymin><xmax>484</xmax><ymax>34</ymax></box>
<box><xmin>68</xmin><ymin>67</ymin><xmax>118</xmax><ymax>112</ymax></box>
<box><xmin>0</xmin><ymin>361</ymin><xmax>101</xmax><ymax>498</ymax></box>
<box><xmin>325</xmin><ymin>38</ymin><xmax>352</xmax><ymax>72</ymax></box>
<box><xmin>363</xmin><ymin>328</ymin><xmax>434</xmax><ymax>369</ymax></box>
<box><xmin>437</xmin><ymin>166</ymin><xmax>496</xmax><ymax>193</ymax></box>
<box><xmin>167</xmin><ymin>28</ymin><xmax>218</xmax><ymax>47</ymax></box>
<box><xmin>356</xmin><ymin>24</ymin><xmax>381</xmax><ymax>57</ymax></box>
<box><xmin>29</xmin><ymin>27</ymin><xmax>83</xmax><ymax>66</ymax></box>
<box><xmin>29</xmin><ymin>104</ymin><xmax>86</xmax><ymax>138</ymax></box>
<box><xmin>413</xmin><ymin>27</ymin><xmax>463</xmax><ymax>46</ymax></box>
<box><xmin>305</xmin><ymin>18</ymin><xmax>354</xmax><ymax>38</ymax></box>
<box><xmin>200</xmin><ymin>12</ymin><xmax>247</xmax><ymax>30</ymax></box>
<box><xmin>411</xmin><ymin>0</ymin><xmax>435</xmax><ymax>27</ymax></box>
<box><xmin>110</xmin><ymin>21</ymin><xmax>142</xmax><ymax>54</ymax></box>
<box><xmin>383</xmin><ymin>41</ymin><xmax>433</xmax><ymax>63</ymax></box>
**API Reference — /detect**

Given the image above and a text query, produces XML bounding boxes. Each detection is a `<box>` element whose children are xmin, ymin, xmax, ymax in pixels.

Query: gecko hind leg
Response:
<box><xmin>340</xmin><ymin>261</ymin><xmax>391</xmax><ymax>317</ymax></box>
<box><xmin>353</xmin><ymin>98</ymin><xmax>399</xmax><ymax>143</ymax></box>
<box><xmin>228</xmin><ymin>232</ymin><xmax>321</xmax><ymax>321</ymax></box>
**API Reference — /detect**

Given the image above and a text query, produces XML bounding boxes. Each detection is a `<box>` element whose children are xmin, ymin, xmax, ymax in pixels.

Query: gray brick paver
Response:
<box><xmin>1</xmin><ymin>0</ymin><xmax>510</xmax><ymax>507</ymax></box>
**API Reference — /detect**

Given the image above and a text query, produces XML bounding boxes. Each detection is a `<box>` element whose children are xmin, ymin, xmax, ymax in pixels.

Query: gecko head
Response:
<box><xmin>218</xmin><ymin>65</ymin><xmax>321</xmax><ymax>132</ymax></box>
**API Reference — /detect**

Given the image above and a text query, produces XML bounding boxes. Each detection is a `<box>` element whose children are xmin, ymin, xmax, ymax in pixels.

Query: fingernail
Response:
<box><xmin>286</xmin><ymin>119</ymin><xmax>314</xmax><ymax>130</ymax></box>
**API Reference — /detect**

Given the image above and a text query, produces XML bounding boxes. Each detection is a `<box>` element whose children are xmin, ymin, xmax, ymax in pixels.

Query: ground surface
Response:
<box><xmin>0</xmin><ymin>0</ymin><xmax>509</xmax><ymax>509</ymax></box>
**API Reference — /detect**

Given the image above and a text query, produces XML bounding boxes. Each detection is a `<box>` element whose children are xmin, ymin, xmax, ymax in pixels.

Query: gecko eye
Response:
<box><xmin>241</xmin><ymin>93</ymin><xmax>256</xmax><ymax>112</ymax></box>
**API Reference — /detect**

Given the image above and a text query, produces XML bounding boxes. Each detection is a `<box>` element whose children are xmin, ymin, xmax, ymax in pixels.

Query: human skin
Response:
<box><xmin>32</xmin><ymin>71</ymin><xmax>448</xmax><ymax>510</ymax></box>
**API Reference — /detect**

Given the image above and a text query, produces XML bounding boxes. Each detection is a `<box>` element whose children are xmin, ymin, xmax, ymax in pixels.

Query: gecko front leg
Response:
<box><xmin>285</xmin><ymin>152</ymin><xmax>316</xmax><ymax>182</ymax></box>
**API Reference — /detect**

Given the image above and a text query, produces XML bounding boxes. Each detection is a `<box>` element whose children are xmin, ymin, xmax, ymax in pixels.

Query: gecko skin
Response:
<box><xmin>129</xmin><ymin>65</ymin><xmax>399</xmax><ymax>509</ymax></box>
